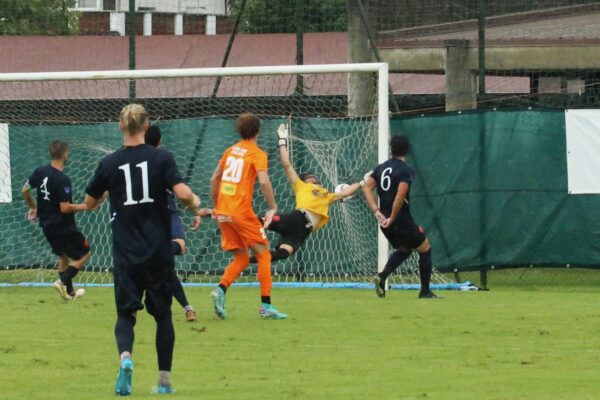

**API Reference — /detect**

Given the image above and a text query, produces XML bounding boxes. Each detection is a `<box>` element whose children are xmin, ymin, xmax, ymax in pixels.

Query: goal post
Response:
<box><xmin>0</xmin><ymin>62</ymin><xmax>461</xmax><ymax>289</ymax></box>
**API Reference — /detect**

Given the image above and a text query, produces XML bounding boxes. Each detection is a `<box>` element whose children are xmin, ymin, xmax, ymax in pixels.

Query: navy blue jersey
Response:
<box><xmin>166</xmin><ymin>189</ymin><xmax>178</xmax><ymax>214</ymax></box>
<box><xmin>372</xmin><ymin>158</ymin><xmax>414</xmax><ymax>219</ymax></box>
<box><xmin>26</xmin><ymin>165</ymin><xmax>76</xmax><ymax>233</ymax></box>
<box><xmin>86</xmin><ymin>144</ymin><xmax>184</xmax><ymax>266</ymax></box>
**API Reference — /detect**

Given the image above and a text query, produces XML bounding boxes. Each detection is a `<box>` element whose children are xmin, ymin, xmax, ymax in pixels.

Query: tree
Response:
<box><xmin>230</xmin><ymin>0</ymin><xmax>347</xmax><ymax>34</ymax></box>
<box><xmin>0</xmin><ymin>0</ymin><xmax>80</xmax><ymax>35</ymax></box>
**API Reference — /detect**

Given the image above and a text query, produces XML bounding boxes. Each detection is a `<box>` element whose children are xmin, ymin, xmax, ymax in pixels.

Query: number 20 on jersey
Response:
<box><xmin>221</xmin><ymin>156</ymin><xmax>244</xmax><ymax>196</ymax></box>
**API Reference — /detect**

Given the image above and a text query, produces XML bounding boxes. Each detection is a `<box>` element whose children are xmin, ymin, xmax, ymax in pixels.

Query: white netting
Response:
<box><xmin>0</xmin><ymin>66</ymin><xmax>451</xmax><ymax>287</ymax></box>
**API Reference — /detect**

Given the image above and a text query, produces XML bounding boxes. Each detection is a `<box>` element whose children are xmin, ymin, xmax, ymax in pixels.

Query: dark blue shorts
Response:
<box><xmin>113</xmin><ymin>259</ymin><xmax>174</xmax><ymax>317</ymax></box>
<box><xmin>381</xmin><ymin>217</ymin><xmax>426</xmax><ymax>250</ymax></box>
<box><xmin>43</xmin><ymin>228</ymin><xmax>90</xmax><ymax>260</ymax></box>
<box><xmin>170</xmin><ymin>212</ymin><xmax>185</xmax><ymax>240</ymax></box>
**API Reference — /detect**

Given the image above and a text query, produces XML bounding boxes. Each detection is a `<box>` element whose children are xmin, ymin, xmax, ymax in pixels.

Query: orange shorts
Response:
<box><xmin>218</xmin><ymin>212</ymin><xmax>268</xmax><ymax>251</ymax></box>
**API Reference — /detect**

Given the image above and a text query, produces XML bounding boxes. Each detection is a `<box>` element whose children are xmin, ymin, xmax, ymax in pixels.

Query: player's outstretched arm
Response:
<box><xmin>59</xmin><ymin>202</ymin><xmax>88</xmax><ymax>213</ymax></box>
<box><xmin>332</xmin><ymin>177</ymin><xmax>368</xmax><ymax>202</ymax></box>
<box><xmin>173</xmin><ymin>183</ymin><xmax>200</xmax><ymax>213</ymax></box>
<box><xmin>278</xmin><ymin>124</ymin><xmax>299</xmax><ymax>185</ymax></box>
<box><xmin>21</xmin><ymin>183</ymin><xmax>37</xmax><ymax>222</ymax></box>
<box><xmin>257</xmin><ymin>170</ymin><xmax>277</xmax><ymax>228</ymax></box>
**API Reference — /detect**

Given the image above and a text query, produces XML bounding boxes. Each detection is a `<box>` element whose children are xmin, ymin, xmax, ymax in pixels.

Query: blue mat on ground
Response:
<box><xmin>0</xmin><ymin>281</ymin><xmax>475</xmax><ymax>290</ymax></box>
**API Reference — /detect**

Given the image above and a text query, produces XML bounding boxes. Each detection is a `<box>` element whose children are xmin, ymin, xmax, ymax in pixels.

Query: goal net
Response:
<box><xmin>0</xmin><ymin>64</ymin><xmax>457</xmax><ymax>289</ymax></box>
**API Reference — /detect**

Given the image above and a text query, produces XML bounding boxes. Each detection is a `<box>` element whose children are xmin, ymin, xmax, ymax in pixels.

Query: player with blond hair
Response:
<box><xmin>210</xmin><ymin>113</ymin><xmax>287</xmax><ymax>320</ymax></box>
<box><xmin>85</xmin><ymin>104</ymin><xmax>202</xmax><ymax>395</ymax></box>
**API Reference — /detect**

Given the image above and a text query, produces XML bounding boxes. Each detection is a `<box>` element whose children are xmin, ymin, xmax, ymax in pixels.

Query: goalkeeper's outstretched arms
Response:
<box><xmin>332</xmin><ymin>176</ymin><xmax>369</xmax><ymax>202</ymax></box>
<box><xmin>277</xmin><ymin>124</ymin><xmax>300</xmax><ymax>185</ymax></box>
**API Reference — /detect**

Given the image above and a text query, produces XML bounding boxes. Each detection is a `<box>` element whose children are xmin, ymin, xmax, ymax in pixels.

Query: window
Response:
<box><xmin>76</xmin><ymin>0</ymin><xmax>101</xmax><ymax>10</ymax></box>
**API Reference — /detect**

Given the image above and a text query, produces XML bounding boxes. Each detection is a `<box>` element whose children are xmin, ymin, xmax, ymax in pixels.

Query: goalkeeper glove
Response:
<box><xmin>277</xmin><ymin>124</ymin><xmax>289</xmax><ymax>147</ymax></box>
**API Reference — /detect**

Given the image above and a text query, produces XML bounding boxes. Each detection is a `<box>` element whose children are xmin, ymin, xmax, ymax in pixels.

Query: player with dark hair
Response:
<box><xmin>85</xmin><ymin>104</ymin><xmax>202</xmax><ymax>395</ymax></box>
<box><xmin>363</xmin><ymin>135</ymin><xmax>438</xmax><ymax>299</ymax></box>
<box><xmin>145</xmin><ymin>124</ymin><xmax>197</xmax><ymax>322</ymax></box>
<box><xmin>22</xmin><ymin>140</ymin><xmax>89</xmax><ymax>300</ymax></box>
<box><xmin>210</xmin><ymin>112</ymin><xmax>287</xmax><ymax>320</ymax></box>
<box><xmin>248</xmin><ymin>123</ymin><xmax>366</xmax><ymax>263</ymax></box>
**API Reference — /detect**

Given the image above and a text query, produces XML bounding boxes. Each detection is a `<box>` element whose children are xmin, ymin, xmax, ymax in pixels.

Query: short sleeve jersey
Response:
<box><xmin>86</xmin><ymin>144</ymin><xmax>184</xmax><ymax>266</ymax></box>
<box><xmin>26</xmin><ymin>165</ymin><xmax>76</xmax><ymax>233</ymax></box>
<box><xmin>292</xmin><ymin>179</ymin><xmax>336</xmax><ymax>230</ymax></box>
<box><xmin>214</xmin><ymin>140</ymin><xmax>268</xmax><ymax>216</ymax></box>
<box><xmin>372</xmin><ymin>158</ymin><xmax>414</xmax><ymax>220</ymax></box>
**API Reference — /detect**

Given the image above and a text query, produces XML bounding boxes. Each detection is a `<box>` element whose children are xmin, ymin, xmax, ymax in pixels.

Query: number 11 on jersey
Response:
<box><xmin>119</xmin><ymin>161</ymin><xmax>154</xmax><ymax>205</ymax></box>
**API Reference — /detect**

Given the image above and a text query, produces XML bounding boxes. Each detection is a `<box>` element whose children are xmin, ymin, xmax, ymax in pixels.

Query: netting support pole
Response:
<box><xmin>477</xmin><ymin>0</ymin><xmax>486</xmax><ymax>96</ymax></box>
<box><xmin>128</xmin><ymin>0</ymin><xmax>136</xmax><ymax>99</ymax></box>
<box><xmin>377</xmin><ymin>63</ymin><xmax>390</xmax><ymax>274</ymax></box>
<box><xmin>480</xmin><ymin>268</ymin><xmax>488</xmax><ymax>290</ymax></box>
<box><xmin>295</xmin><ymin>1</ymin><xmax>304</xmax><ymax>95</ymax></box>
<box><xmin>211</xmin><ymin>0</ymin><xmax>246</xmax><ymax>98</ymax></box>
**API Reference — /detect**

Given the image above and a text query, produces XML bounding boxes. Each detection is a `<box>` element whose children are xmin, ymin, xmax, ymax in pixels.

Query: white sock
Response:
<box><xmin>120</xmin><ymin>351</ymin><xmax>131</xmax><ymax>361</ymax></box>
<box><xmin>159</xmin><ymin>371</ymin><xmax>171</xmax><ymax>386</ymax></box>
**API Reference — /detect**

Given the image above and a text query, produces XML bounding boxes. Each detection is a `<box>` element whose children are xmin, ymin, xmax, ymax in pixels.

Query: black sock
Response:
<box><xmin>250</xmin><ymin>248</ymin><xmax>291</xmax><ymax>263</ymax></box>
<box><xmin>60</xmin><ymin>266</ymin><xmax>79</xmax><ymax>295</ymax></box>
<box><xmin>172</xmin><ymin>275</ymin><xmax>189</xmax><ymax>308</ymax></box>
<box><xmin>271</xmin><ymin>248</ymin><xmax>291</xmax><ymax>262</ymax></box>
<box><xmin>261</xmin><ymin>296</ymin><xmax>271</xmax><ymax>304</ymax></box>
<box><xmin>379</xmin><ymin>250</ymin><xmax>411</xmax><ymax>281</ymax></box>
<box><xmin>171</xmin><ymin>241</ymin><xmax>183</xmax><ymax>256</ymax></box>
<box><xmin>418</xmin><ymin>249</ymin><xmax>432</xmax><ymax>293</ymax></box>
<box><xmin>218</xmin><ymin>283</ymin><xmax>227</xmax><ymax>294</ymax></box>
<box><xmin>115</xmin><ymin>314</ymin><xmax>136</xmax><ymax>355</ymax></box>
<box><xmin>155</xmin><ymin>312</ymin><xmax>175</xmax><ymax>372</ymax></box>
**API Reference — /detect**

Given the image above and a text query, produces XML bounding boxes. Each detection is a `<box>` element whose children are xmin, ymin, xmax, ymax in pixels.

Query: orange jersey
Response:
<box><xmin>214</xmin><ymin>139</ymin><xmax>268</xmax><ymax>216</ymax></box>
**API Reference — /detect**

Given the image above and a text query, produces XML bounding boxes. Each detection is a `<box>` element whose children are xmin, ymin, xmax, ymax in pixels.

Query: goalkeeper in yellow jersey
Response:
<box><xmin>246</xmin><ymin>123</ymin><xmax>367</xmax><ymax>263</ymax></box>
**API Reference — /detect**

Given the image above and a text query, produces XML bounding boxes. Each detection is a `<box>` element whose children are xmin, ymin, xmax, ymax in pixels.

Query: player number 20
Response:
<box><xmin>222</xmin><ymin>156</ymin><xmax>244</xmax><ymax>183</ymax></box>
<box><xmin>118</xmin><ymin>161</ymin><xmax>155</xmax><ymax>206</ymax></box>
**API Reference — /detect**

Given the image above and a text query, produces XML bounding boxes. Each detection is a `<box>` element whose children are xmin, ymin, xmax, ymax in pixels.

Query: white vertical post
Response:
<box><xmin>143</xmin><ymin>13</ymin><xmax>152</xmax><ymax>36</ymax></box>
<box><xmin>377</xmin><ymin>63</ymin><xmax>390</xmax><ymax>273</ymax></box>
<box><xmin>0</xmin><ymin>124</ymin><xmax>12</xmax><ymax>203</ymax></box>
<box><xmin>110</xmin><ymin>11</ymin><xmax>126</xmax><ymax>36</ymax></box>
<box><xmin>206</xmin><ymin>15</ymin><xmax>216</xmax><ymax>35</ymax></box>
<box><xmin>175</xmin><ymin>14</ymin><xmax>183</xmax><ymax>35</ymax></box>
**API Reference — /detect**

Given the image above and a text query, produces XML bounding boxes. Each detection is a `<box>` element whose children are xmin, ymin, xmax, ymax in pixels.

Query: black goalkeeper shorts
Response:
<box><xmin>43</xmin><ymin>228</ymin><xmax>90</xmax><ymax>260</ymax></box>
<box><xmin>267</xmin><ymin>209</ymin><xmax>313</xmax><ymax>253</ymax></box>
<box><xmin>113</xmin><ymin>258</ymin><xmax>174</xmax><ymax>318</ymax></box>
<box><xmin>380</xmin><ymin>217</ymin><xmax>426</xmax><ymax>250</ymax></box>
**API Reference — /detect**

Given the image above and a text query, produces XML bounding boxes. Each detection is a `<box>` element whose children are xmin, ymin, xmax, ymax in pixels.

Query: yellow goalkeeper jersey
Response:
<box><xmin>292</xmin><ymin>179</ymin><xmax>336</xmax><ymax>230</ymax></box>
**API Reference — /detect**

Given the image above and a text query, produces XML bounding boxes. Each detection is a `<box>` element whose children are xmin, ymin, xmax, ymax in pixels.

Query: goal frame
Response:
<box><xmin>0</xmin><ymin>62</ymin><xmax>390</xmax><ymax>274</ymax></box>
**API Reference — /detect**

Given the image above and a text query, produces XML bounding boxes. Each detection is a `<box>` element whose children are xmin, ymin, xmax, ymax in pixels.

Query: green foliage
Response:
<box><xmin>1</xmin><ymin>286</ymin><xmax>599</xmax><ymax>399</ymax></box>
<box><xmin>232</xmin><ymin>0</ymin><xmax>347</xmax><ymax>33</ymax></box>
<box><xmin>0</xmin><ymin>0</ymin><xmax>80</xmax><ymax>35</ymax></box>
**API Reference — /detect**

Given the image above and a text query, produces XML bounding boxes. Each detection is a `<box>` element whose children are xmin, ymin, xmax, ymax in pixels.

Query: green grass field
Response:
<box><xmin>0</xmin><ymin>284</ymin><xmax>598</xmax><ymax>400</ymax></box>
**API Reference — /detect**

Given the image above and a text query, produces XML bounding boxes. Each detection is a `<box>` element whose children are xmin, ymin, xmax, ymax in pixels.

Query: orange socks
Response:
<box><xmin>219</xmin><ymin>251</ymin><xmax>250</xmax><ymax>288</ymax></box>
<box><xmin>254</xmin><ymin>249</ymin><xmax>273</xmax><ymax>297</ymax></box>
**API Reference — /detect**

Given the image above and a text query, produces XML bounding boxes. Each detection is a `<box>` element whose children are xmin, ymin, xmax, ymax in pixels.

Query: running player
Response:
<box><xmin>363</xmin><ymin>135</ymin><xmax>438</xmax><ymax>299</ymax></box>
<box><xmin>249</xmin><ymin>123</ymin><xmax>366</xmax><ymax>263</ymax></box>
<box><xmin>145</xmin><ymin>124</ymin><xmax>197</xmax><ymax>322</ymax></box>
<box><xmin>22</xmin><ymin>140</ymin><xmax>89</xmax><ymax>300</ymax></box>
<box><xmin>210</xmin><ymin>113</ymin><xmax>287</xmax><ymax>320</ymax></box>
<box><xmin>85</xmin><ymin>104</ymin><xmax>202</xmax><ymax>395</ymax></box>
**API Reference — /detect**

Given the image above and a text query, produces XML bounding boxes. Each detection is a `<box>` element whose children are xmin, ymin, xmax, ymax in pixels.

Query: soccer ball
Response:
<box><xmin>334</xmin><ymin>183</ymin><xmax>353</xmax><ymax>202</ymax></box>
